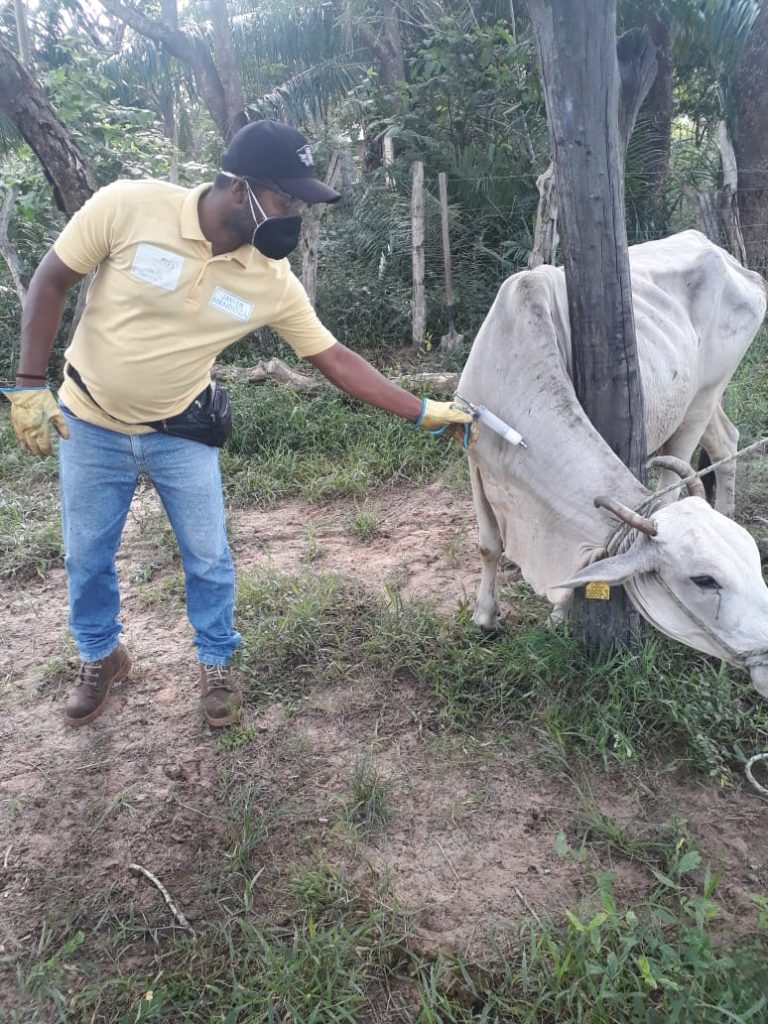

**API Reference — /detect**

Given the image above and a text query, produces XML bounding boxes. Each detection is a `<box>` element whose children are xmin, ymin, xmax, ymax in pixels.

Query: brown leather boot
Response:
<box><xmin>65</xmin><ymin>643</ymin><xmax>131</xmax><ymax>727</ymax></box>
<box><xmin>199</xmin><ymin>664</ymin><xmax>242</xmax><ymax>727</ymax></box>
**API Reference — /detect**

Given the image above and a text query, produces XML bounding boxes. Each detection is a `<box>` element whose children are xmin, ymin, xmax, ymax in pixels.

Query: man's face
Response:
<box><xmin>228</xmin><ymin>178</ymin><xmax>306</xmax><ymax>247</ymax></box>
<box><xmin>252</xmin><ymin>184</ymin><xmax>306</xmax><ymax>218</ymax></box>
<box><xmin>244</xmin><ymin>180</ymin><xmax>305</xmax><ymax>223</ymax></box>
<box><xmin>216</xmin><ymin>177</ymin><xmax>296</xmax><ymax>244</ymax></box>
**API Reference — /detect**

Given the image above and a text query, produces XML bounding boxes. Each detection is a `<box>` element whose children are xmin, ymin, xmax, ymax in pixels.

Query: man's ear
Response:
<box><xmin>231</xmin><ymin>177</ymin><xmax>248</xmax><ymax>202</ymax></box>
<box><xmin>555</xmin><ymin>542</ymin><xmax>657</xmax><ymax>589</ymax></box>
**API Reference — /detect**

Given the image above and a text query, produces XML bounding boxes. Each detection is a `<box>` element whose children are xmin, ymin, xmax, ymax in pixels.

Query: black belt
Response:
<box><xmin>66</xmin><ymin>363</ymin><xmax>95</xmax><ymax>402</ymax></box>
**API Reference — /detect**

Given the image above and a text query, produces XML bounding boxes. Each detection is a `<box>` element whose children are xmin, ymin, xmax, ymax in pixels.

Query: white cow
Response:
<box><xmin>458</xmin><ymin>231</ymin><xmax>768</xmax><ymax>696</ymax></box>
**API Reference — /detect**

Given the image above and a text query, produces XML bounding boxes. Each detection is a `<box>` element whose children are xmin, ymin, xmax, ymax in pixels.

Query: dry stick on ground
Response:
<box><xmin>128</xmin><ymin>863</ymin><xmax>196</xmax><ymax>936</ymax></box>
<box><xmin>212</xmin><ymin>358</ymin><xmax>460</xmax><ymax>395</ymax></box>
<box><xmin>514</xmin><ymin>885</ymin><xmax>543</xmax><ymax>926</ymax></box>
<box><xmin>212</xmin><ymin>357</ymin><xmax>321</xmax><ymax>391</ymax></box>
<box><xmin>396</xmin><ymin>371</ymin><xmax>460</xmax><ymax>391</ymax></box>
<box><xmin>435</xmin><ymin>837</ymin><xmax>461</xmax><ymax>886</ymax></box>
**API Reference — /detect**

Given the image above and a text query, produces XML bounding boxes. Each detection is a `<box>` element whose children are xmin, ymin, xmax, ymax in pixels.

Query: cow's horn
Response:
<box><xmin>648</xmin><ymin>456</ymin><xmax>706</xmax><ymax>499</ymax></box>
<box><xmin>593</xmin><ymin>496</ymin><xmax>657</xmax><ymax>536</ymax></box>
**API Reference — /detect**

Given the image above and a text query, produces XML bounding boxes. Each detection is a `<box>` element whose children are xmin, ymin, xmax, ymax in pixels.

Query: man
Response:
<box><xmin>2</xmin><ymin>119</ymin><xmax>471</xmax><ymax>729</ymax></box>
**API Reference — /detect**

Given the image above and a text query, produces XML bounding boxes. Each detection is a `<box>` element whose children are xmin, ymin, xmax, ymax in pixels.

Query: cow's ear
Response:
<box><xmin>556</xmin><ymin>544</ymin><xmax>657</xmax><ymax>589</ymax></box>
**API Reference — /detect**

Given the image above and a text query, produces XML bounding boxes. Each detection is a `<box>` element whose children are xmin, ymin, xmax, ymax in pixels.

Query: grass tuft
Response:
<box><xmin>412</xmin><ymin>871</ymin><xmax>768</xmax><ymax>1023</ymax></box>
<box><xmin>236</xmin><ymin>568</ymin><xmax>768</xmax><ymax>781</ymax></box>
<box><xmin>222</xmin><ymin>382</ymin><xmax>464</xmax><ymax>506</ymax></box>
<box><xmin>345</xmin><ymin>753</ymin><xmax>393</xmax><ymax>835</ymax></box>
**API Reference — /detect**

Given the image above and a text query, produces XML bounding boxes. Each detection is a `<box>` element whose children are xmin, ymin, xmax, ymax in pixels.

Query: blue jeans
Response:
<box><xmin>58</xmin><ymin>406</ymin><xmax>241</xmax><ymax>665</ymax></box>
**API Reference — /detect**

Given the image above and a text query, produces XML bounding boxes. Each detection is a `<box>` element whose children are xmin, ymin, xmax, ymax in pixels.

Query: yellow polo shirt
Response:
<box><xmin>54</xmin><ymin>178</ymin><xmax>337</xmax><ymax>433</ymax></box>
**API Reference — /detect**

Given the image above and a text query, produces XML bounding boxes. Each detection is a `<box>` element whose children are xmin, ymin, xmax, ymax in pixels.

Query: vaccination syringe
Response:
<box><xmin>453</xmin><ymin>395</ymin><xmax>527</xmax><ymax>448</ymax></box>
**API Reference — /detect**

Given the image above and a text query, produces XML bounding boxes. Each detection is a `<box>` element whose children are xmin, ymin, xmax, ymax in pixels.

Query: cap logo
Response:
<box><xmin>296</xmin><ymin>145</ymin><xmax>314</xmax><ymax>167</ymax></box>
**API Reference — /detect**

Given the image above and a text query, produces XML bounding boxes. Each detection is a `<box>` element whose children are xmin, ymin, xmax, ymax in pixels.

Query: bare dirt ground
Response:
<box><xmin>1</xmin><ymin>483</ymin><xmax>767</xmax><ymax>1014</ymax></box>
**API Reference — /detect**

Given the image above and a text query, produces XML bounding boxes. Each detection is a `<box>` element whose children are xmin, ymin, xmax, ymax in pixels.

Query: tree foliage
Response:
<box><xmin>0</xmin><ymin>0</ymin><xmax>765</xmax><ymax>376</ymax></box>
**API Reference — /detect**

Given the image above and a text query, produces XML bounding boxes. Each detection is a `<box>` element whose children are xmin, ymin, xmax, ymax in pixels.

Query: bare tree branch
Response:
<box><xmin>99</xmin><ymin>0</ymin><xmax>246</xmax><ymax>141</ymax></box>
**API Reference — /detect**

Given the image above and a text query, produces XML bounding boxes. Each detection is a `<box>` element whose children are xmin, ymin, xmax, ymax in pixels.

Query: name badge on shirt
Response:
<box><xmin>131</xmin><ymin>243</ymin><xmax>184</xmax><ymax>291</ymax></box>
<box><xmin>209</xmin><ymin>287</ymin><xmax>253</xmax><ymax>323</ymax></box>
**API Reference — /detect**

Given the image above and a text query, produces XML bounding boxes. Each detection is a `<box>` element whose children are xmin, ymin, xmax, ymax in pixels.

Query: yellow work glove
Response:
<box><xmin>3</xmin><ymin>387</ymin><xmax>69</xmax><ymax>456</ymax></box>
<box><xmin>414</xmin><ymin>398</ymin><xmax>477</xmax><ymax>447</ymax></box>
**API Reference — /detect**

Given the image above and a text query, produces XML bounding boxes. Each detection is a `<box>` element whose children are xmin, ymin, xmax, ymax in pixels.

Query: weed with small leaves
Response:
<box><xmin>349</xmin><ymin>506</ymin><xmax>382</xmax><ymax>542</ymax></box>
<box><xmin>344</xmin><ymin>753</ymin><xmax>393</xmax><ymax>836</ymax></box>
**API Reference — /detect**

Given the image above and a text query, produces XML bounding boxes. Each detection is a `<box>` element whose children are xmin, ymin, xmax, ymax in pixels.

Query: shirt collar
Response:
<box><xmin>181</xmin><ymin>183</ymin><xmax>256</xmax><ymax>268</ymax></box>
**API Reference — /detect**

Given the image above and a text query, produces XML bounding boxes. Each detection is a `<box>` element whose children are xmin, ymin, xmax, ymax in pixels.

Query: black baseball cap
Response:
<box><xmin>221</xmin><ymin>119</ymin><xmax>341</xmax><ymax>204</ymax></box>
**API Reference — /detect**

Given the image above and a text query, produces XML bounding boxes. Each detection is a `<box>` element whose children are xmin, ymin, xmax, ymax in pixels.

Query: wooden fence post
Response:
<box><xmin>716</xmin><ymin>121</ymin><xmax>747</xmax><ymax>265</ymax></box>
<box><xmin>528</xmin><ymin>163</ymin><xmax>559</xmax><ymax>268</ymax></box>
<box><xmin>438</xmin><ymin>171</ymin><xmax>463</xmax><ymax>350</ymax></box>
<box><xmin>411</xmin><ymin>160</ymin><xmax>426</xmax><ymax>348</ymax></box>
<box><xmin>301</xmin><ymin>149</ymin><xmax>353</xmax><ymax>306</ymax></box>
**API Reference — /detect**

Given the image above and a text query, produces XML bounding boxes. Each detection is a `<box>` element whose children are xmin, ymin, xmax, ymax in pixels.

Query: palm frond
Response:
<box><xmin>246</xmin><ymin>57</ymin><xmax>367</xmax><ymax>123</ymax></box>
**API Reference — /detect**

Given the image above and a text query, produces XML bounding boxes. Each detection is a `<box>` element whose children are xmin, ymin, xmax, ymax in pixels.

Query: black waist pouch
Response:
<box><xmin>66</xmin><ymin>365</ymin><xmax>233</xmax><ymax>448</ymax></box>
<box><xmin>145</xmin><ymin>383</ymin><xmax>232</xmax><ymax>448</ymax></box>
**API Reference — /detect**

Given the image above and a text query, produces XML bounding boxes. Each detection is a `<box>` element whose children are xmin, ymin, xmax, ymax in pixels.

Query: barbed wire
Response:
<box><xmin>636</xmin><ymin>435</ymin><xmax>768</xmax><ymax>514</ymax></box>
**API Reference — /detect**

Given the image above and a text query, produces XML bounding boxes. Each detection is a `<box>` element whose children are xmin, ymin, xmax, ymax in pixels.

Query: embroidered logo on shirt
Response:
<box><xmin>130</xmin><ymin>243</ymin><xmax>184</xmax><ymax>291</ymax></box>
<box><xmin>296</xmin><ymin>145</ymin><xmax>314</xmax><ymax>167</ymax></box>
<box><xmin>209</xmin><ymin>287</ymin><xmax>254</xmax><ymax>322</ymax></box>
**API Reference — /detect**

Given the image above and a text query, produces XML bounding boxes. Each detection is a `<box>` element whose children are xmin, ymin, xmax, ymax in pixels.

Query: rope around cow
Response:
<box><xmin>636</xmin><ymin>433</ymin><xmax>768</xmax><ymax>512</ymax></box>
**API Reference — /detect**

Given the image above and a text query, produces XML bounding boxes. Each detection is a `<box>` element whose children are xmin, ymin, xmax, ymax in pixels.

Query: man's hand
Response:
<box><xmin>414</xmin><ymin>399</ymin><xmax>477</xmax><ymax>447</ymax></box>
<box><xmin>4</xmin><ymin>388</ymin><xmax>69</xmax><ymax>456</ymax></box>
<box><xmin>414</xmin><ymin>399</ymin><xmax>473</xmax><ymax>431</ymax></box>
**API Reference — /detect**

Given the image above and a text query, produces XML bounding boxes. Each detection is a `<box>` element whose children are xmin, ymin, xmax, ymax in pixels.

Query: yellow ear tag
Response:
<box><xmin>585</xmin><ymin>581</ymin><xmax>611</xmax><ymax>601</ymax></box>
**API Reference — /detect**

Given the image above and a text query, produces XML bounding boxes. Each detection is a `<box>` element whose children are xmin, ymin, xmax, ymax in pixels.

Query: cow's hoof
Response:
<box><xmin>472</xmin><ymin>606</ymin><xmax>499</xmax><ymax>631</ymax></box>
<box><xmin>750</xmin><ymin>665</ymin><xmax>768</xmax><ymax>699</ymax></box>
<box><xmin>547</xmin><ymin>607</ymin><xmax>566</xmax><ymax>629</ymax></box>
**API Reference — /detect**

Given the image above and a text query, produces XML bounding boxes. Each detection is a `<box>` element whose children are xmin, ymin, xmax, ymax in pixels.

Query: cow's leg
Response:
<box><xmin>699</xmin><ymin>403</ymin><xmax>739</xmax><ymax>516</ymax></box>
<box><xmin>469</xmin><ymin>461</ymin><xmax>503</xmax><ymax>630</ymax></box>
<box><xmin>656</xmin><ymin>400</ymin><xmax>718</xmax><ymax>504</ymax></box>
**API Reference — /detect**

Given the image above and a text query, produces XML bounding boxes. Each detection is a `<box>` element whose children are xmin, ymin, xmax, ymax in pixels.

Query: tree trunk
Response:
<box><xmin>0</xmin><ymin>187</ymin><xmax>28</xmax><ymax>307</ymax></box>
<box><xmin>159</xmin><ymin>0</ymin><xmax>180</xmax><ymax>182</ymax></box>
<box><xmin>101</xmin><ymin>0</ymin><xmax>246</xmax><ymax>142</ymax></box>
<box><xmin>528</xmin><ymin>0</ymin><xmax>649</xmax><ymax>653</ymax></box>
<box><xmin>735</xmin><ymin>0</ymin><xmax>768</xmax><ymax>277</ymax></box>
<box><xmin>335</xmin><ymin>0</ymin><xmax>405</xmax><ymax>106</ymax></box>
<box><xmin>209</xmin><ymin>0</ymin><xmax>247</xmax><ymax>136</ymax></box>
<box><xmin>378</xmin><ymin>0</ymin><xmax>406</xmax><ymax>91</ymax></box>
<box><xmin>624</xmin><ymin>4</ymin><xmax>673</xmax><ymax>234</ymax></box>
<box><xmin>0</xmin><ymin>39</ymin><xmax>95</xmax><ymax>214</ymax></box>
<box><xmin>528</xmin><ymin>27</ymin><xmax>655</xmax><ymax>268</ymax></box>
<box><xmin>688</xmin><ymin>188</ymin><xmax>723</xmax><ymax>244</ymax></box>
<box><xmin>158</xmin><ymin>83</ymin><xmax>179</xmax><ymax>183</ymax></box>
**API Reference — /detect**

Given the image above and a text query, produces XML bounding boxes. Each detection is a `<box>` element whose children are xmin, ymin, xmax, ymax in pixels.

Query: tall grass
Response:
<box><xmin>235</xmin><ymin>568</ymin><xmax>768</xmax><ymax>780</ymax></box>
<box><xmin>222</xmin><ymin>381</ymin><xmax>463</xmax><ymax>506</ymax></box>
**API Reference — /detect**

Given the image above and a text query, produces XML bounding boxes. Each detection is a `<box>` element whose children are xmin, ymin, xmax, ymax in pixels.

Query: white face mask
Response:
<box><xmin>220</xmin><ymin>171</ymin><xmax>304</xmax><ymax>259</ymax></box>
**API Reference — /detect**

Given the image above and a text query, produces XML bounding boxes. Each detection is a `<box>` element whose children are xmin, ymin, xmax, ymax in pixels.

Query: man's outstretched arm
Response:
<box><xmin>307</xmin><ymin>342</ymin><xmax>471</xmax><ymax>431</ymax></box>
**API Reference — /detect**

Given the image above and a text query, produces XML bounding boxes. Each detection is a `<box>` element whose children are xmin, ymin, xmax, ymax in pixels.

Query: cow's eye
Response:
<box><xmin>690</xmin><ymin>575</ymin><xmax>721</xmax><ymax>590</ymax></box>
